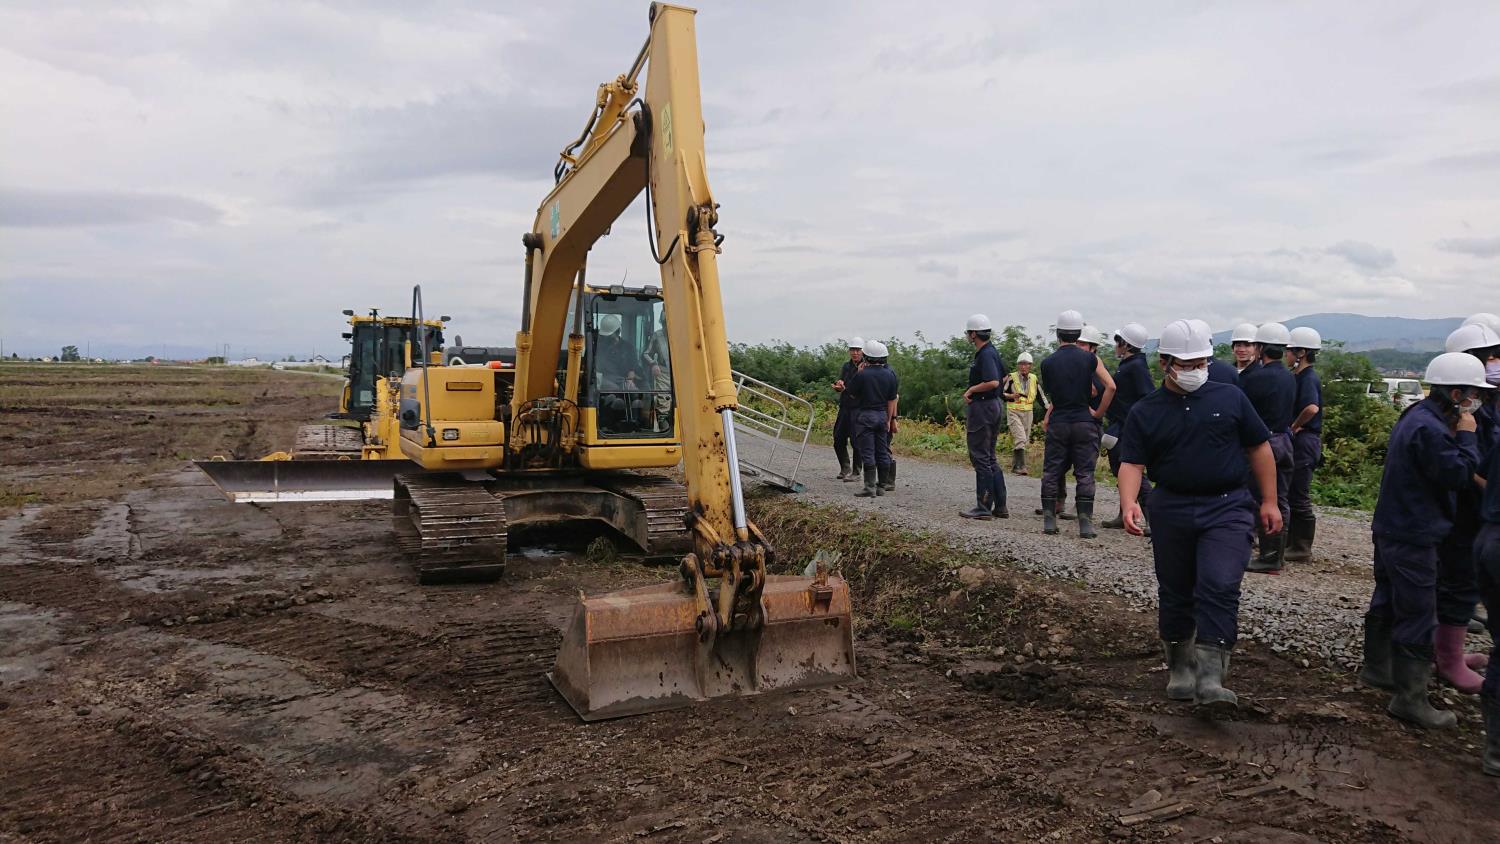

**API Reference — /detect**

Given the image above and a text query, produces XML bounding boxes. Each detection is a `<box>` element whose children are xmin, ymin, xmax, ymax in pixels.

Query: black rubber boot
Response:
<box><xmin>1042</xmin><ymin>497</ymin><xmax>1059</xmax><ymax>535</ymax></box>
<box><xmin>1247</xmin><ymin>529</ymin><xmax>1284</xmax><ymax>574</ymax></box>
<box><xmin>1013</xmin><ymin>448</ymin><xmax>1027</xmax><ymax>474</ymax></box>
<box><xmin>1358</xmin><ymin>612</ymin><xmax>1394</xmax><ymax>690</ymax></box>
<box><xmin>1101</xmin><ymin>506</ymin><xmax>1125</xmax><ymax>530</ymax></box>
<box><xmin>879</xmin><ymin>462</ymin><xmax>896</xmax><ymax>492</ymax></box>
<box><xmin>962</xmin><ymin>473</ymin><xmax>993</xmax><ymax>520</ymax></box>
<box><xmin>1482</xmin><ymin>693</ymin><xmax>1500</xmax><ymax>776</ymax></box>
<box><xmin>1387</xmin><ymin>643</ymin><xmax>1457</xmax><ymax>729</ymax></box>
<box><xmin>835</xmin><ymin>454</ymin><xmax>852</xmax><ymax>480</ymax></box>
<box><xmin>1077</xmin><ymin>497</ymin><xmax>1097</xmax><ymax>539</ymax></box>
<box><xmin>1283</xmin><ymin>516</ymin><xmax>1315</xmax><ymax>563</ymax></box>
<box><xmin>990</xmin><ymin>472</ymin><xmax>1009</xmax><ymax>519</ymax></box>
<box><xmin>1163</xmin><ymin>637</ymin><xmax>1198</xmax><ymax>701</ymax></box>
<box><xmin>855</xmin><ymin>465</ymin><xmax>879</xmax><ymax>498</ymax></box>
<box><xmin>1193</xmin><ymin>643</ymin><xmax>1238</xmax><ymax>714</ymax></box>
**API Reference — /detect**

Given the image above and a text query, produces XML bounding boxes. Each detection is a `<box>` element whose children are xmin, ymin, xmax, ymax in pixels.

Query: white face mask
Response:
<box><xmin>1173</xmin><ymin>367</ymin><xmax>1208</xmax><ymax>393</ymax></box>
<box><xmin>1461</xmin><ymin>396</ymin><xmax>1484</xmax><ymax>415</ymax></box>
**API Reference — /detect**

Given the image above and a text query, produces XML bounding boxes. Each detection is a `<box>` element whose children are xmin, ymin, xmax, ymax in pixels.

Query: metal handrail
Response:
<box><xmin>729</xmin><ymin>370</ymin><xmax>815</xmax><ymax>491</ymax></box>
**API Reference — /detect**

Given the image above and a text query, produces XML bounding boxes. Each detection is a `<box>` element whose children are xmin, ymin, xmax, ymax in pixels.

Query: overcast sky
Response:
<box><xmin>3</xmin><ymin>1</ymin><xmax>1499</xmax><ymax>358</ymax></box>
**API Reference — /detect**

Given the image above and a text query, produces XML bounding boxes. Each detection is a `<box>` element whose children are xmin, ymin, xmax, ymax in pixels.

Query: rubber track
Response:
<box><xmin>594</xmin><ymin>474</ymin><xmax>691</xmax><ymax>555</ymax></box>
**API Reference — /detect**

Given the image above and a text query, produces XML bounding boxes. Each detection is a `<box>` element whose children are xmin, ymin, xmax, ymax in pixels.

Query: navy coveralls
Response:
<box><xmin>1039</xmin><ymin>345</ymin><xmax>1102</xmax><ymax>503</ymax></box>
<box><xmin>1369</xmin><ymin>398</ymin><xmax>1481</xmax><ymax>648</ymax></box>
<box><xmin>1240</xmin><ymin>360</ymin><xmax>1297</xmax><ymax>529</ymax></box>
<box><xmin>967</xmin><ymin>343</ymin><xmax>1008</xmax><ymax>508</ymax></box>
<box><xmin>1437</xmin><ymin>395</ymin><xmax>1497</xmax><ymax>626</ymax></box>
<box><xmin>1106</xmin><ymin>354</ymin><xmax>1156</xmax><ymax>506</ymax></box>
<box><xmin>1289</xmin><ymin>366</ymin><xmax>1323</xmax><ymax>522</ymax></box>
<box><xmin>832</xmin><ymin>359</ymin><xmax>861</xmax><ymax>469</ymax></box>
<box><xmin>1474</xmin><ymin>414</ymin><xmax>1500</xmax><ymax>698</ymax></box>
<box><xmin>1120</xmin><ymin>381</ymin><xmax>1270</xmax><ymax>646</ymax></box>
<box><xmin>849</xmin><ymin>364</ymin><xmax>898</xmax><ymax>469</ymax></box>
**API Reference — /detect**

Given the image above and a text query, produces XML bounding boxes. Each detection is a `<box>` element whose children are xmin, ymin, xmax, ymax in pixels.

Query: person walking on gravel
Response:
<box><xmin>1039</xmin><ymin>310</ymin><xmax>1115</xmax><ymax>539</ymax></box>
<box><xmin>1003</xmin><ymin>352</ymin><xmax>1038</xmax><ymax>476</ymax></box>
<box><xmin>1284</xmin><ymin>327</ymin><xmax>1324</xmax><ymax>565</ymax></box>
<box><xmin>831</xmin><ymin>338</ymin><xmax>864</xmax><ymax>481</ymax></box>
<box><xmin>848</xmin><ymin>340</ymin><xmax>899</xmax><ymax>498</ymax></box>
<box><xmin>960</xmin><ymin>314</ymin><xmax>1009</xmax><ymax>520</ymax></box>
<box><xmin>1100</xmin><ymin>323</ymin><xmax>1155</xmax><ymax>532</ymax></box>
<box><xmin>1117</xmin><ymin>319</ymin><xmax>1280</xmax><ymax>715</ymax></box>
<box><xmin>1429</xmin><ymin>323</ymin><xmax>1500</xmax><ymax>693</ymax></box>
<box><xmin>1360</xmin><ymin>352</ymin><xmax>1487</xmax><ymax>730</ymax></box>
<box><xmin>1239</xmin><ymin>323</ymin><xmax>1297</xmax><ymax>574</ymax></box>
<box><xmin>1472</xmin><ymin>380</ymin><xmax>1500</xmax><ymax>774</ymax></box>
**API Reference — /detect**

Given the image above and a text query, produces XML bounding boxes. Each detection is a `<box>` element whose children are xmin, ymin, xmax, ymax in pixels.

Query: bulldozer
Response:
<box><xmin>196</xmin><ymin>306</ymin><xmax>449</xmax><ymax>501</ymax></box>
<box><xmin>389</xmin><ymin>2</ymin><xmax>856</xmax><ymax>718</ymax></box>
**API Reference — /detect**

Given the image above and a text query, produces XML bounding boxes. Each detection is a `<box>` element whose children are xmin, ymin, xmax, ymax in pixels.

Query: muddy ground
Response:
<box><xmin>1</xmin><ymin>362</ymin><xmax>1497</xmax><ymax>843</ymax></box>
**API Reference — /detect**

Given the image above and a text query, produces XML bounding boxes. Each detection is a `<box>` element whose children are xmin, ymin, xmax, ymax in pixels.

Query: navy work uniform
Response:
<box><xmin>1367</xmin><ymin>397</ymin><xmax>1481</xmax><ymax>659</ymax></box>
<box><xmin>1121</xmin><ymin>380</ymin><xmax>1270</xmax><ymax>650</ymax></box>
<box><xmin>965</xmin><ymin>342</ymin><xmax>1008</xmax><ymax>515</ymax></box>
<box><xmin>1106</xmin><ymin>353</ymin><xmax>1156</xmax><ymax>507</ymax></box>
<box><xmin>832</xmin><ymin>356</ymin><xmax>862</xmax><ymax>478</ymax></box>
<box><xmin>1239</xmin><ymin>360</ymin><xmax>1297</xmax><ymax>570</ymax></box>
<box><xmin>1288</xmin><ymin>364</ymin><xmax>1323</xmax><ymax>528</ymax></box>
<box><xmin>1473</xmin><ymin>424</ymin><xmax>1500</xmax><ymax>770</ymax></box>
<box><xmin>1039</xmin><ymin>344</ymin><xmax>1103</xmax><ymax>523</ymax></box>
<box><xmin>849</xmin><ymin>362</ymin><xmax>898</xmax><ymax>480</ymax></box>
<box><xmin>1207</xmin><ymin>358</ymin><xmax>1239</xmax><ymax>386</ymax></box>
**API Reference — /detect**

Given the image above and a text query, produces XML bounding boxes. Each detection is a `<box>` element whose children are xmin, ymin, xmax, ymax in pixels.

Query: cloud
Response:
<box><xmin>1429</xmin><ymin>150</ymin><xmax>1500</xmax><ymax>171</ymax></box>
<box><xmin>1436</xmin><ymin>236</ymin><xmax>1500</xmax><ymax>258</ymax></box>
<box><xmin>916</xmin><ymin>258</ymin><xmax>959</xmax><ymax>277</ymax></box>
<box><xmin>1325</xmin><ymin>240</ymin><xmax>1396</xmax><ymax>271</ymax></box>
<box><xmin>0</xmin><ymin>187</ymin><xmax>223</xmax><ymax>228</ymax></box>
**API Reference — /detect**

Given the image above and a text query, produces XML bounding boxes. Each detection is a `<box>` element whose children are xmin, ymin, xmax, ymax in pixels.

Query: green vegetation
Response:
<box><xmin>732</xmin><ymin>333</ymin><xmax>1399</xmax><ymax>510</ymax></box>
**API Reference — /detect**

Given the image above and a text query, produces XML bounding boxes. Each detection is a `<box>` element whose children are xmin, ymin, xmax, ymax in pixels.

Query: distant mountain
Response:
<box><xmin>1210</xmin><ymin>313</ymin><xmax>1463</xmax><ymax>352</ymax></box>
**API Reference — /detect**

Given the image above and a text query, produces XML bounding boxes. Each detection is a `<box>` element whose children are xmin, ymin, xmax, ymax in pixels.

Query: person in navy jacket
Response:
<box><xmin>1039</xmin><ymin>310</ymin><xmax>1116</xmax><ymax>539</ymax></box>
<box><xmin>1118</xmin><ymin>319</ymin><xmax>1281</xmax><ymax>714</ymax></box>
<box><xmin>1100</xmin><ymin>322</ymin><xmax>1155</xmax><ymax>532</ymax></box>
<box><xmin>1284</xmin><ymin>327</ymin><xmax>1324</xmax><ymax>564</ymax></box>
<box><xmin>1239</xmin><ymin>322</ymin><xmax>1298</xmax><ymax>574</ymax></box>
<box><xmin>1359</xmin><ymin>352</ymin><xmax>1487</xmax><ymax>729</ymax></box>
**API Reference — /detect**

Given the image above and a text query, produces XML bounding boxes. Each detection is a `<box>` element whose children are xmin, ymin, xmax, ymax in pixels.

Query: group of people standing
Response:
<box><xmin>830</xmin><ymin>309</ymin><xmax>1500</xmax><ymax>776</ymax></box>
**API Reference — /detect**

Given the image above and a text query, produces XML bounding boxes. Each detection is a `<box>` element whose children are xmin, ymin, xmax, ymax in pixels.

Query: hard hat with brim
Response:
<box><xmin>1255</xmin><ymin>322</ymin><xmax>1291</xmax><ymax>345</ymax></box>
<box><xmin>849</xmin><ymin>337</ymin><xmax>865</xmax><ymax>349</ymax></box>
<box><xmin>863</xmin><ymin>340</ymin><xmax>889</xmax><ymax>358</ymax></box>
<box><xmin>1115</xmin><ymin>322</ymin><xmax>1149</xmax><ymax>349</ymax></box>
<box><xmin>966</xmin><ymin>314</ymin><xmax>991</xmax><ymax>331</ymax></box>
<box><xmin>1288</xmin><ymin>326</ymin><xmax>1322</xmax><ymax>350</ymax></box>
<box><xmin>1446</xmin><ymin>323</ymin><xmax>1500</xmax><ymax>354</ymax></box>
<box><xmin>1158</xmin><ymin>319</ymin><xmax>1214</xmax><ymax>359</ymax></box>
<box><xmin>1230</xmin><ymin>323</ymin><xmax>1259</xmax><ymax>343</ymax></box>
<box><xmin>1056</xmin><ymin>310</ymin><xmax>1085</xmax><ymax>331</ymax></box>
<box><xmin>1426</xmin><ymin>352</ymin><xmax>1491</xmax><ymax>389</ymax></box>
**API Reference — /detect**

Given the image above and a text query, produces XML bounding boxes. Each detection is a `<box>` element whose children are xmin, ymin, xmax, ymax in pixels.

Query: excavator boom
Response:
<box><xmin>541</xmin><ymin>3</ymin><xmax>856</xmax><ymax>719</ymax></box>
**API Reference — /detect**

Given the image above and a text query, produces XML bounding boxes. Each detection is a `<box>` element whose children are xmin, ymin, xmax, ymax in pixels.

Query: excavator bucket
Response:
<box><xmin>547</xmin><ymin>574</ymin><xmax>856</xmax><ymax>721</ymax></box>
<box><xmin>194</xmin><ymin>459</ymin><xmax>420</xmax><ymax>503</ymax></box>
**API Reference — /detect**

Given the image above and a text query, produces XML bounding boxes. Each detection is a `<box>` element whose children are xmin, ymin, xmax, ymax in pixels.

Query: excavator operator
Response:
<box><xmin>595</xmin><ymin>312</ymin><xmax>648</xmax><ymax>432</ymax></box>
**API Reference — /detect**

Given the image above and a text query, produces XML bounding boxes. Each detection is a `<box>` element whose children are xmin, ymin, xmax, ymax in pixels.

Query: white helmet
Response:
<box><xmin>1288</xmin><ymin>326</ymin><xmax>1322</xmax><ymax>350</ymax></box>
<box><xmin>1017</xmin><ymin>352</ymin><xmax>1033</xmax><ymax>364</ymax></box>
<box><xmin>965</xmin><ymin>314</ymin><xmax>992</xmax><ymax>332</ymax></box>
<box><xmin>1425</xmin><ymin>352</ymin><xmax>1489</xmax><ymax>388</ymax></box>
<box><xmin>1056</xmin><ymin>309</ymin><xmax>1085</xmax><ymax>331</ymax></box>
<box><xmin>1114</xmin><ymin>322</ymin><xmax>1149</xmax><ymax>349</ymax></box>
<box><xmin>1463</xmin><ymin>313</ymin><xmax>1500</xmax><ymax>336</ymax></box>
<box><xmin>848</xmin><ymin>337</ymin><xmax>865</xmax><ymax>349</ymax></box>
<box><xmin>598</xmin><ymin>313</ymin><xmax>622</xmax><ymax>336</ymax></box>
<box><xmin>863</xmin><ymin>340</ymin><xmax>889</xmax><ymax>359</ymax></box>
<box><xmin>1230</xmin><ymin>322</ymin><xmax>1259</xmax><ymax>343</ymax></box>
<box><xmin>1158</xmin><ymin>319</ymin><xmax>1214</xmax><ymax>360</ymax></box>
<box><xmin>1077</xmin><ymin>324</ymin><xmax>1106</xmax><ymax>348</ymax></box>
<box><xmin>1445</xmin><ymin>323</ymin><xmax>1500</xmax><ymax>353</ymax></box>
<box><xmin>1255</xmin><ymin>322</ymin><xmax>1291</xmax><ymax>346</ymax></box>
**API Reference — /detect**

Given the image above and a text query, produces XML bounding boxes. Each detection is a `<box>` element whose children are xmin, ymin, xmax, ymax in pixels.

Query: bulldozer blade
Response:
<box><xmin>547</xmin><ymin>574</ymin><xmax>856</xmax><ymax>721</ymax></box>
<box><xmin>194</xmin><ymin>459</ymin><xmax>419</xmax><ymax>503</ymax></box>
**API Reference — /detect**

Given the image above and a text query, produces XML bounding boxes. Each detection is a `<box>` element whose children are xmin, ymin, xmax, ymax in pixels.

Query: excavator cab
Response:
<box><xmin>578</xmin><ymin>286</ymin><xmax>675</xmax><ymax>439</ymax></box>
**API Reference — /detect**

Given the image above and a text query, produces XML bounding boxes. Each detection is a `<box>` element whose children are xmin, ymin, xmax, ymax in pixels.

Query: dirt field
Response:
<box><xmin>2</xmin><ymin>363</ymin><xmax>1497</xmax><ymax>843</ymax></box>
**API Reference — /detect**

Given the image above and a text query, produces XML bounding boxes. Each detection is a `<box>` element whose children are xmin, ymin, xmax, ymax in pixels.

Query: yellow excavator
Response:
<box><xmin>197</xmin><ymin>306</ymin><xmax>449</xmax><ymax>500</ymax></box>
<box><xmin>389</xmin><ymin>2</ymin><xmax>856</xmax><ymax>719</ymax></box>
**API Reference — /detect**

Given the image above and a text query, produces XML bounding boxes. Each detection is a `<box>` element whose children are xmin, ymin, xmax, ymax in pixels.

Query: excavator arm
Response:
<box><xmin>542</xmin><ymin>3</ymin><xmax>855</xmax><ymax>719</ymax></box>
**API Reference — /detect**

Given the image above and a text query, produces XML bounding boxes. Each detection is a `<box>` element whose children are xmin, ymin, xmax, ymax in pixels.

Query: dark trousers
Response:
<box><xmin>1148</xmin><ymin>488</ymin><xmax>1255</xmax><ymax>646</ymax></box>
<box><xmin>967</xmin><ymin>398</ymin><xmax>1006</xmax><ymax>506</ymax></box>
<box><xmin>833</xmin><ymin>405</ymin><xmax>855</xmax><ymax>466</ymax></box>
<box><xmin>1041</xmin><ymin>420</ymin><xmax>1099</xmax><ymax>501</ymax></box>
<box><xmin>1437</xmin><ymin>528</ymin><xmax>1481</xmax><ymax>627</ymax></box>
<box><xmin>1250</xmin><ymin>431</ymin><xmax>1293</xmax><ymax>525</ymax></box>
<box><xmin>853</xmin><ymin>408</ymin><xmax>893</xmax><ymax>467</ymax></box>
<box><xmin>1476</xmin><ymin>524</ymin><xmax>1500</xmax><ymax>698</ymax></box>
<box><xmin>1369</xmin><ymin>534</ymin><xmax>1440</xmax><ymax>648</ymax></box>
<box><xmin>1107</xmin><ymin>435</ymin><xmax>1151</xmax><ymax>508</ymax></box>
<box><xmin>1289</xmin><ymin>431</ymin><xmax>1321</xmax><ymax>521</ymax></box>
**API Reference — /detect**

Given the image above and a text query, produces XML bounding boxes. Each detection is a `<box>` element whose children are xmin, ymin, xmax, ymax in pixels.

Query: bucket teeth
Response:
<box><xmin>547</xmin><ymin>575</ymin><xmax>856</xmax><ymax>720</ymax></box>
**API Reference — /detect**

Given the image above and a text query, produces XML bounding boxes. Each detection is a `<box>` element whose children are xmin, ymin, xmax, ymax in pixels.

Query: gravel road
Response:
<box><xmin>779</xmin><ymin>445</ymin><xmax>1410</xmax><ymax>672</ymax></box>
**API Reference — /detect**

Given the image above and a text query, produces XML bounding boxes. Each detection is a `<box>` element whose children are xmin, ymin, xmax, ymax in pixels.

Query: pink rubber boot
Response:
<box><xmin>1466</xmin><ymin>652</ymin><xmax>1489</xmax><ymax>672</ymax></box>
<box><xmin>1435</xmin><ymin>624</ymin><xmax>1483</xmax><ymax>693</ymax></box>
